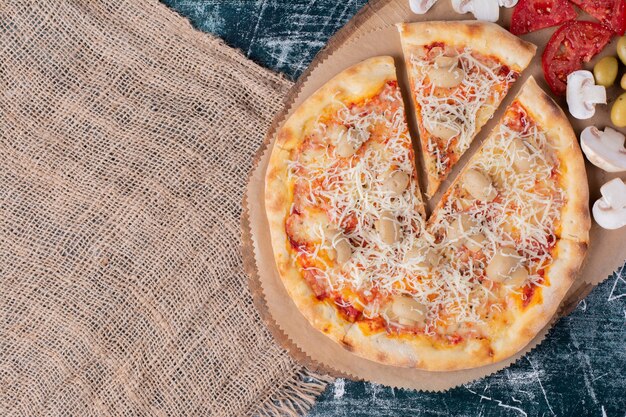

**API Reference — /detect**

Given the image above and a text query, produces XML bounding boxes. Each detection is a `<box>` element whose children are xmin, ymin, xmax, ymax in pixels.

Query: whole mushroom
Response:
<box><xmin>566</xmin><ymin>70</ymin><xmax>607</xmax><ymax>120</ymax></box>
<box><xmin>580</xmin><ymin>126</ymin><xmax>626</xmax><ymax>173</ymax></box>
<box><xmin>592</xmin><ymin>178</ymin><xmax>626</xmax><ymax>230</ymax></box>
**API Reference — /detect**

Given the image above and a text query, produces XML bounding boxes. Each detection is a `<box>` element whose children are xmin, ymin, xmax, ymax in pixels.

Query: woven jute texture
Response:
<box><xmin>0</xmin><ymin>1</ymin><xmax>331</xmax><ymax>416</ymax></box>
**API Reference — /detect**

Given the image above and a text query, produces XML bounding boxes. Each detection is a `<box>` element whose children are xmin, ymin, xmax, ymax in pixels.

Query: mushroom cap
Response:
<box><xmin>566</xmin><ymin>70</ymin><xmax>606</xmax><ymax>120</ymax></box>
<box><xmin>452</xmin><ymin>0</ymin><xmax>500</xmax><ymax>21</ymax></box>
<box><xmin>600</xmin><ymin>177</ymin><xmax>626</xmax><ymax>209</ymax></box>
<box><xmin>592</xmin><ymin>178</ymin><xmax>626</xmax><ymax>230</ymax></box>
<box><xmin>409</xmin><ymin>0</ymin><xmax>437</xmax><ymax>14</ymax></box>
<box><xmin>451</xmin><ymin>0</ymin><xmax>473</xmax><ymax>13</ymax></box>
<box><xmin>471</xmin><ymin>0</ymin><xmax>500</xmax><ymax>21</ymax></box>
<box><xmin>580</xmin><ymin>126</ymin><xmax>626</xmax><ymax>173</ymax></box>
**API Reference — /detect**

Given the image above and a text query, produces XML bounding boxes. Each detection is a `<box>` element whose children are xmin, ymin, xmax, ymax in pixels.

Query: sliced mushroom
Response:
<box><xmin>434</xmin><ymin>55</ymin><xmax>458</xmax><ymax>68</ymax></box>
<box><xmin>382</xmin><ymin>171</ymin><xmax>410</xmax><ymax>195</ymax></box>
<box><xmin>580</xmin><ymin>126</ymin><xmax>626</xmax><ymax>173</ymax></box>
<box><xmin>334</xmin><ymin>239</ymin><xmax>353</xmax><ymax>265</ymax></box>
<box><xmin>425</xmin><ymin>121</ymin><xmax>458</xmax><ymax>140</ymax></box>
<box><xmin>486</xmin><ymin>247</ymin><xmax>525</xmax><ymax>284</ymax></box>
<box><xmin>326</xmin><ymin>230</ymin><xmax>352</xmax><ymax>265</ymax></box>
<box><xmin>592</xmin><ymin>178</ymin><xmax>626</xmax><ymax>230</ymax></box>
<box><xmin>335</xmin><ymin>141</ymin><xmax>358</xmax><ymax>158</ymax></box>
<box><xmin>335</xmin><ymin>127</ymin><xmax>369</xmax><ymax>158</ymax></box>
<box><xmin>509</xmin><ymin>138</ymin><xmax>533</xmax><ymax>172</ymax></box>
<box><xmin>326</xmin><ymin>123</ymin><xmax>348</xmax><ymax>141</ymax></box>
<box><xmin>404</xmin><ymin>245</ymin><xmax>440</xmax><ymax>267</ymax></box>
<box><xmin>427</xmin><ymin>56</ymin><xmax>465</xmax><ymax>88</ymax></box>
<box><xmin>451</xmin><ymin>0</ymin><xmax>502</xmax><ymax>22</ymax></box>
<box><xmin>336</xmin><ymin>137</ymin><xmax>358</xmax><ymax>158</ymax></box>
<box><xmin>466</xmin><ymin>233</ymin><xmax>486</xmax><ymax>252</ymax></box>
<box><xmin>447</xmin><ymin>213</ymin><xmax>478</xmax><ymax>242</ymax></box>
<box><xmin>390</xmin><ymin>296</ymin><xmax>427</xmax><ymax>325</ymax></box>
<box><xmin>507</xmin><ymin>266</ymin><xmax>529</xmax><ymax>287</ymax></box>
<box><xmin>462</xmin><ymin>169</ymin><xmax>497</xmax><ymax>202</ymax></box>
<box><xmin>375</xmin><ymin>211</ymin><xmax>403</xmax><ymax>244</ymax></box>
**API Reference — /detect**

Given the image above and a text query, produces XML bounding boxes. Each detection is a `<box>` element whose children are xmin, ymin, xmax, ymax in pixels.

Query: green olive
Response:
<box><xmin>593</xmin><ymin>56</ymin><xmax>619</xmax><ymax>87</ymax></box>
<box><xmin>611</xmin><ymin>93</ymin><xmax>626</xmax><ymax>127</ymax></box>
<box><xmin>618</xmin><ymin>36</ymin><xmax>626</xmax><ymax>65</ymax></box>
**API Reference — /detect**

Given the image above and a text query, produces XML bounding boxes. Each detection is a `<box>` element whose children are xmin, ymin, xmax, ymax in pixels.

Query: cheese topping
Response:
<box><xmin>410</xmin><ymin>47</ymin><xmax>517</xmax><ymax>176</ymax></box>
<box><xmin>286</xmin><ymin>84</ymin><xmax>563</xmax><ymax>341</ymax></box>
<box><xmin>427</xmin><ymin>103</ymin><xmax>563</xmax><ymax>331</ymax></box>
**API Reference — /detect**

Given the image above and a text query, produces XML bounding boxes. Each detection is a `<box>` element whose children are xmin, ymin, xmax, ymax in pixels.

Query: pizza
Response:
<box><xmin>398</xmin><ymin>21</ymin><xmax>536</xmax><ymax>196</ymax></box>
<box><xmin>264</xmin><ymin>26</ymin><xmax>590</xmax><ymax>371</ymax></box>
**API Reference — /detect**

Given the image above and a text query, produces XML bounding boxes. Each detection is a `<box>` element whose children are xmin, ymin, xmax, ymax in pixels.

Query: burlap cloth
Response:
<box><xmin>0</xmin><ymin>1</ymin><xmax>332</xmax><ymax>416</ymax></box>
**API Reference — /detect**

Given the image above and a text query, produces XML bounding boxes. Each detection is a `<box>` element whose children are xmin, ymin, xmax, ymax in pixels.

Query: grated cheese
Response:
<box><xmin>409</xmin><ymin>48</ymin><xmax>517</xmax><ymax>177</ymax></box>
<box><xmin>286</xmin><ymin>84</ymin><xmax>563</xmax><ymax>338</ymax></box>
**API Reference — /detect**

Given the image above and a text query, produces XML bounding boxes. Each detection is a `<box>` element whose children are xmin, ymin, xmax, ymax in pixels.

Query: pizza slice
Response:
<box><xmin>398</xmin><ymin>21</ymin><xmax>536</xmax><ymax>196</ymax></box>
<box><xmin>340</xmin><ymin>77</ymin><xmax>589</xmax><ymax>369</ymax></box>
<box><xmin>266</xmin><ymin>56</ymin><xmax>426</xmax><ymax>345</ymax></box>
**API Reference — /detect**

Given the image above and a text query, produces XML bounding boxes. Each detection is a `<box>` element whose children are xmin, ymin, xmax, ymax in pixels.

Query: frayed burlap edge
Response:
<box><xmin>252</xmin><ymin>369</ymin><xmax>334</xmax><ymax>417</ymax></box>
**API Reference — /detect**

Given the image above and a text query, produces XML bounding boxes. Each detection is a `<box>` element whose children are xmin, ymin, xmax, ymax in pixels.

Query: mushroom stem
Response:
<box><xmin>584</xmin><ymin>83</ymin><xmax>608</xmax><ymax>110</ymax></box>
<box><xmin>451</xmin><ymin>0</ymin><xmax>472</xmax><ymax>13</ymax></box>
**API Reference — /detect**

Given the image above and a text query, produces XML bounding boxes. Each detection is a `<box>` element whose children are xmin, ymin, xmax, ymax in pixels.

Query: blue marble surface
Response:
<box><xmin>162</xmin><ymin>1</ymin><xmax>626</xmax><ymax>415</ymax></box>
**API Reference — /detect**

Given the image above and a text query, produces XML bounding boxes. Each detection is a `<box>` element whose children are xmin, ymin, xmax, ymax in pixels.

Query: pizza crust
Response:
<box><xmin>397</xmin><ymin>21</ymin><xmax>537</xmax><ymax>71</ymax></box>
<box><xmin>491</xmin><ymin>239</ymin><xmax>588</xmax><ymax>361</ymax></box>
<box><xmin>265</xmin><ymin>56</ymin><xmax>400</xmax><ymax>347</ymax></box>
<box><xmin>515</xmin><ymin>77</ymin><xmax>591</xmax><ymax>244</ymax></box>
<box><xmin>341</xmin><ymin>239</ymin><xmax>586</xmax><ymax>371</ymax></box>
<box><xmin>342</xmin><ymin>322</ymin><xmax>494</xmax><ymax>371</ymax></box>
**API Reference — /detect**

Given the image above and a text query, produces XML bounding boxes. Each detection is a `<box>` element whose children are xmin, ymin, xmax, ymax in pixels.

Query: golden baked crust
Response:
<box><xmin>397</xmin><ymin>21</ymin><xmax>537</xmax><ymax>71</ymax></box>
<box><xmin>491</xmin><ymin>239</ymin><xmax>588</xmax><ymax>362</ymax></box>
<box><xmin>515</xmin><ymin>78</ymin><xmax>591</xmax><ymax>243</ymax></box>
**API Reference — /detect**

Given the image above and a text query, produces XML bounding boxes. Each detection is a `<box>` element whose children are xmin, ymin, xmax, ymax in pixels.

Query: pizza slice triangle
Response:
<box><xmin>398</xmin><ymin>21</ymin><xmax>536</xmax><ymax>197</ymax></box>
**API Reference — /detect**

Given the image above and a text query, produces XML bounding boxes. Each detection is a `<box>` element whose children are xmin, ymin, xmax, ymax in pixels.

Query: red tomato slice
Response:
<box><xmin>570</xmin><ymin>0</ymin><xmax>626</xmax><ymax>35</ymax></box>
<box><xmin>510</xmin><ymin>0</ymin><xmax>578</xmax><ymax>35</ymax></box>
<box><xmin>542</xmin><ymin>20</ymin><xmax>613</xmax><ymax>95</ymax></box>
